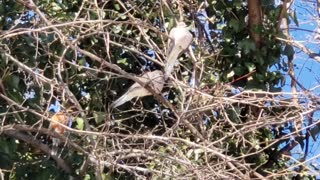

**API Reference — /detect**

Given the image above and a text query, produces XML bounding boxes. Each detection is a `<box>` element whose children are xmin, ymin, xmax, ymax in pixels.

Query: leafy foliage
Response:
<box><xmin>0</xmin><ymin>0</ymin><xmax>317</xmax><ymax>179</ymax></box>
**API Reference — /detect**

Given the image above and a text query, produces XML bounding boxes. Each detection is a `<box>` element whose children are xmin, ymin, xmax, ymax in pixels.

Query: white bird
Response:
<box><xmin>165</xmin><ymin>22</ymin><xmax>193</xmax><ymax>79</ymax></box>
<box><xmin>111</xmin><ymin>70</ymin><xmax>164</xmax><ymax>108</ymax></box>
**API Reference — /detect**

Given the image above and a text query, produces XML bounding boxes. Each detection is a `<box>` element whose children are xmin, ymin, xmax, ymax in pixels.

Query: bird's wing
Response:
<box><xmin>165</xmin><ymin>47</ymin><xmax>181</xmax><ymax>78</ymax></box>
<box><xmin>167</xmin><ymin>27</ymin><xmax>178</xmax><ymax>57</ymax></box>
<box><xmin>175</xmin><ymin>29</ymin><xmax>193</xmax><ymax>50</ymax></box>
<box><xmin>143</xmin><ymin>70</ymin><xmax>164</xmax><ymax>92</ymax></box>
<box><xmin>111</xmin><ymin>84</ymin><xmax>151</xmax><ymax>108</ymax></box>
<box><xmin>111</xmin><ymin>71</ymin><xmax>164</xmax><ymax>108</ymax></box>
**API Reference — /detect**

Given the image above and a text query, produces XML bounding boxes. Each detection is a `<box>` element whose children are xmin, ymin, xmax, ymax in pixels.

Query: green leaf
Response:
<box><xmin>93</xmin><ymin>111</ymin><xmax>106</xmax><ymax>124</ymax></box>
<box><xmin>119</xmin><ymin>13</ymin><xmax>127</xmax><ymax>20</ymax></box>
<box><xmin>90</xmin><ymin>37</ymin><xmax>99</xmax><ymax>45</ymax></box>
<box><xmin>245</xmin><ymin>62</ymin><xmax>256</xmax><ymax>72</ymax></box>
<box><xmin>296</xmin><ymin>136</ymin><xmax>304</xmax><ymax>149</ymax></box>
<box><xmin>217</xmin><ymin>23</ymin><xmax>226</xmax><ymax>30</ymax></box>
<box><xmin>22</xmin><ymin>36</ymin><xmax>36</xmax><ymax>47</ymax></box>
<box><xmin>283</xmin><ymin>45</ymin><xmax>295</xmax><ymax>59</ymax></box>
<box><xmin>78</xmin><ymin>58</ymin><xmax>86</xmax><ymax>65</ymax></box>
<box><xmin>227</xmin><ymin>70</ymin><xmax>235</xmax><ymax>78</ymax></box>
<box><xmin>111</xmin><ymin>24</ymin><xmax>122</xmax><ymax>34</ymax></box>
<box><xmin>233</xmin><ymin>66</ymin><xmax>245</xmax><ymax>75</ymax></box>
<box><xmin>255</xmin><ymin>55</ymin><xmax>264</xmax><ymax>66</ymax></box>
<box><xmin>290</xmin><ymin>10</ymin><xmax>299</xmax><ymax>27</ymax></box>
<box><xmin>51</xmin><ymin>2</ymin><xmax>62</xmax><ymax>11</ymax></box>
<box><xmin>8</xmin><ymin>74</ymin><xmax>20</xmax><ymax>89</ymax></box>
<box><xmin>168</xmin><ymin>18</ymin><xmax>175</xmax><ymax>29</ymax></box>
<box><xmin>238</xmin><ymin>39</ymin><xmax>256</xmax><ymax>54</ymax></box>
<box><xmin>0</xmin><ymin>152</ymin><xmax>12</xmax><ymax>169</ymax></box>
<box><xmin>75</xmin><ymin>117</ymin><xmax>84</xmax><ymax>130</ymax></box>
<box><xmin>255</xmin><ymin>73</ymin><xmax>265</xmax><ymax>82</ymax></box>
<box><xmin>309</xmin><ymin>124</ymin><xmax>320</xmax><ymax>142</ymax></box>
<box><xmin>117</xmin><ymin>58</ymin><xmax>128</xmax><ymax>66</ymax></box>
<box><xmin>229</xmin><ymin>19</ymin><xmax>240</xmax><ymax>32</ymax></box>
<box><xmin>114</xmin><ymin>4</ymin><xmax>120</xmax><ymax>11</ymax></box>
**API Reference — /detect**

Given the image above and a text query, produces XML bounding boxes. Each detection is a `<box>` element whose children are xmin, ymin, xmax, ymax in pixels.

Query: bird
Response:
<box><xmin>111</xmin><ymin>70</ymin><xmax>164</xmax><ymax>108</ymax></box>
<box><xmin>49</xmin><ymin>111</ymin><xmax>73</xmax><ymax>156</ymax></box>
<box><xmin>164</xmin><ymin>22</ymin><xmax>193</xmax><ymax>79</ymax></box>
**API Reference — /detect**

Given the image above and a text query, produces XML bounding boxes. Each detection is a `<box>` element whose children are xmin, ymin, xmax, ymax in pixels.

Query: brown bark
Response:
<box><xmin>248</xmin><ymin>0</ymin><xmax>262</xmax><ymax>48</ymax></box>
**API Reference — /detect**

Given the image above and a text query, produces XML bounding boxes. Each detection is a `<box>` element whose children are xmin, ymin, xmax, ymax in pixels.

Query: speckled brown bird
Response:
<box><xmin>49</xmin><ymin>111</ymin><xmax>72</xmax><ymax>156</ymax></box>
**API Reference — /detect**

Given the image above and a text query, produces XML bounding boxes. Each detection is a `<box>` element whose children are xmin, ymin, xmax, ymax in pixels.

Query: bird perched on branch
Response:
<box><xmin>165</xmin><ymin>22</ymin><xmax>193</xmax><ymax>79</ymax></box>
<box><xmin>111</xmin><ymin>70</ymin><xmax>164</xmax><ymax>108</ymax></box>
<box><xmin>49</xmin><ymin>102</ymin><xmax>73</xmax><ymax>156</ymax></box>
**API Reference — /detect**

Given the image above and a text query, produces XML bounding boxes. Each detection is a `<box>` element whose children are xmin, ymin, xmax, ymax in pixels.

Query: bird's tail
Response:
<box><xmin>111</xmin><ymin>93</ymin><xmax>132</xmax><ymax>108</ymax></box>
<box><xmin>51</xmin><ymin>137</ymin><xmax>60</xmax><ymax>156</ymax></box>
<box><xmin>164</xmin><ymin>48</ymin><xmax>180</xmax><ymax>79</ymax></box>
<box><xmin>164</xmin><ymin>64</ymin><xmax>173</xmax><ymax>80</ymax></box>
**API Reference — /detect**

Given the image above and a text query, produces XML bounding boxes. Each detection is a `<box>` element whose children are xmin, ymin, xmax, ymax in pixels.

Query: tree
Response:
<box><xmin>0</xmin><ymin>0</ymin><xmax>319</xmax><ymax>179</ymax></box>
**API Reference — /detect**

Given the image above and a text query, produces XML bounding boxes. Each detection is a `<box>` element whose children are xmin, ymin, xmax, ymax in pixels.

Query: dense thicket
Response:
<box><xmin>0</xmin><ymin>0</ymin><xmax>318</xmax><ymax>179</ymax></box>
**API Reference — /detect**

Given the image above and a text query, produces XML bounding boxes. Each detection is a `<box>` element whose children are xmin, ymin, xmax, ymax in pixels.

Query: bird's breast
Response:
<box><xmin>51</xmin><ymin>112</ymin><xmax>69</xmax><ymax>134</ymax></box>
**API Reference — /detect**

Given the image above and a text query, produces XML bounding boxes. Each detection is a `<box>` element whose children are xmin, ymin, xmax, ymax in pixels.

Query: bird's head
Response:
<box><xmin>177</xmin><ymin>21</ymin><xmax>187</xmax><ymax>28</ymax></box>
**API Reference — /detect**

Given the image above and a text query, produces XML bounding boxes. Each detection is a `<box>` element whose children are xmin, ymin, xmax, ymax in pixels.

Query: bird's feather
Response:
<box><xmin>164</xmin><ymin>22</ymin><xmax>193</xmax><ymax>79</ymax></box>
<box><xmin>111</xmin><ymin>70</ymin><xmax>164</xmax><ymax>108</ymax></box>
<box><xmin>49</xmin><ymin>112</ymin><xmax>71</xmax><ymax>156</ymax></box>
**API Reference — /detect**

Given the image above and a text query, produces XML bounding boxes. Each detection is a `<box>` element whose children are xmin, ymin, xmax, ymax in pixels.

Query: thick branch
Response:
<box><xmin>248</xmin><ymin>0</ymin><xmax>262</xmax><ymax>47</ymax></box>
<box><xmin>2</xmin><ymin>128</ymin><xmax>74</xmax><ymax>174</ymax></box>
